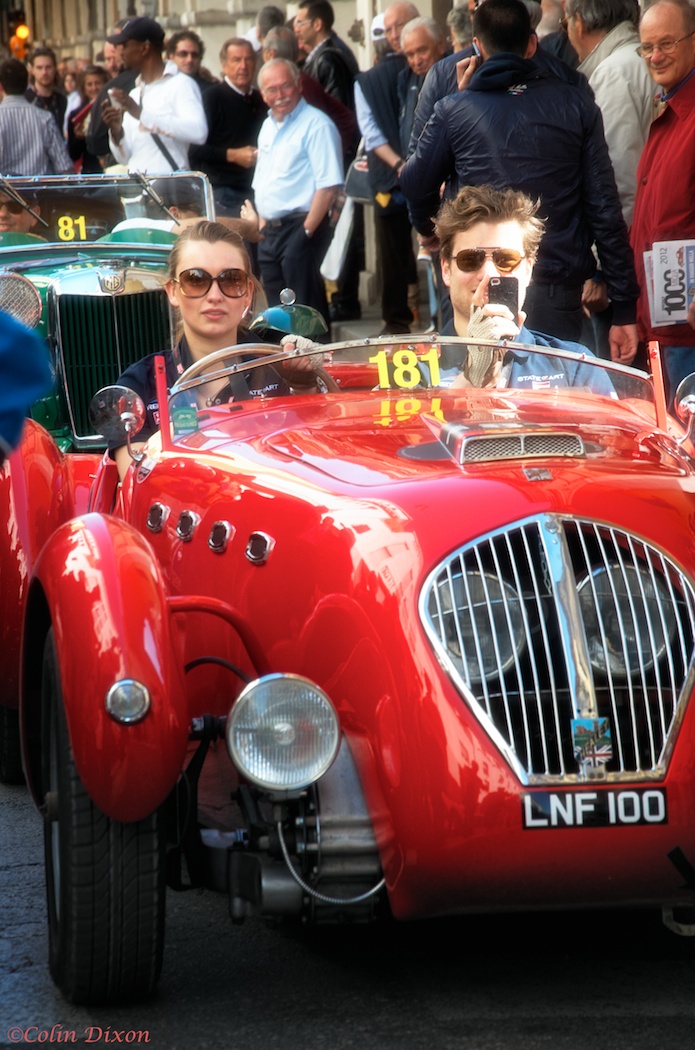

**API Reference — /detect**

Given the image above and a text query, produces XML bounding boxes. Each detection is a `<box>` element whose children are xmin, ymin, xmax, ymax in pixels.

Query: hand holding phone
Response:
<box><xmin>488</xmin><ymin>276</ymin><xmax>519</xmax><ymax>317</ymax></box>
<box><xmin>456</xmin><ymin>49</ymin><xmax>481</xmax><ymax>91</ymax></box>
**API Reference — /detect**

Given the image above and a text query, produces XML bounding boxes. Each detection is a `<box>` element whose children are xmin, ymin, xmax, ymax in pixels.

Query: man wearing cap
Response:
<box><xmin>86</xmin><ymin>20</ymin><xmax>138</xmax><ymax>169</ymax></box>
<box><xmin>102</xmin><ymin>16</ymin><xmax>207</xmax><ymax>173</ymax></box>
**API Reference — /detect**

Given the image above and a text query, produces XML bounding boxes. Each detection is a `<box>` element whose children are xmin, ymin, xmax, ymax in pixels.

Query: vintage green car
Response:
<box><xmin>0</xmin><ymin>172</ymin><xmax>218</xmax><ymax>454</ymax></box>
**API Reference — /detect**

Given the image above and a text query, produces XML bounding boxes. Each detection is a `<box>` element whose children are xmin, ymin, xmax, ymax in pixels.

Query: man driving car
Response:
<box><xmin>0</xmin><ymin>191</ymin><xmax>42</xmax><ymax>235</ymax></box>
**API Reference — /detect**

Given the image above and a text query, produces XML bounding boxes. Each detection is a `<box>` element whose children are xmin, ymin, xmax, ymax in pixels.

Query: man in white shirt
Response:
<box><xmin>102</xmin><ymin>17</ymin><xmax>207</xmax><ymax>173</ymax></box>
<box><xmin>252</xmin><ymin>58</ymin><xmax>343</xmax><ymax>330</ymax></box>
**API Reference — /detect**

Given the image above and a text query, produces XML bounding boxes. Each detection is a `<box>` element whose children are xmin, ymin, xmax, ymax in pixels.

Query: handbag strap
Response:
<box><xmin>151</xmin><ymin>132</ymin><xmax>179</xmax><ymax>171</ymax></box>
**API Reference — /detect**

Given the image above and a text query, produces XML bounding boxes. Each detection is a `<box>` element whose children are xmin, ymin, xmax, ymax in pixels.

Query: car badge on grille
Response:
<box><xmin>98</xmin><ymin>271</ymin><xmax>126</xmax><ymax>294</ymax></box>
<box><xmin>572</xmin><ymin>717</ymin><xmax>613</xmax><ymax>779</ymax></box>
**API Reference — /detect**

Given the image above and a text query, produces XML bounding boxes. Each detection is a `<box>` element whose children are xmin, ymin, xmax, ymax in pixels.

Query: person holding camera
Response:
<box><xmin>434</xmin><ymin>184</ymin><xmax>613</xmax><ymax>395</ymax></box>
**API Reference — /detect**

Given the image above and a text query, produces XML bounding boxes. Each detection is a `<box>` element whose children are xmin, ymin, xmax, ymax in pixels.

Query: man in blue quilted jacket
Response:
<box><xmin>400</xmin><ymin>0</ymin><xmax>639</xmax><ymax>365</ymax></box>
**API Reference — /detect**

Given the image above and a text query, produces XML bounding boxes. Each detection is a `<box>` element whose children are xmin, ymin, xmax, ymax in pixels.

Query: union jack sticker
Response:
<box><xmin>572</xmin><ymin>717</ymin><xmax>613</xmax><ymax>771</ymax></box>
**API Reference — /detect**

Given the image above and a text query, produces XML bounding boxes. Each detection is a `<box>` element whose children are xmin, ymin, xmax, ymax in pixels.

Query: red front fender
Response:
<box><xmin>23</xmin><ymin>513</ymin><xmax>189</xmax><ymax>822</ymax></box>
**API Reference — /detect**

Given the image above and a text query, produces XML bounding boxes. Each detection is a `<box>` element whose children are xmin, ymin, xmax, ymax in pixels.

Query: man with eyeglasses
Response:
<box><xmin>252</xmin><ymin>58</ymin><xmax>343</xmax><ymax>332</ymax></box>
<box><xmin>630</xmin><ymin>0</ymin><xmax>695</xmax><ymax>405</ymax></box>
<box><xmin>167</xmin><ymin>30</ymin><xmax>216</xmax><ymax>95</ymax></box>
<box><xmin>0</xmin><ymin>191</ymin><xmax>42</xmax><ymax>236</ymax></box>
<box><xmin>434</xmin><ymin>184</ymin><xmax>614</xmax><ymax>395</ymax></box>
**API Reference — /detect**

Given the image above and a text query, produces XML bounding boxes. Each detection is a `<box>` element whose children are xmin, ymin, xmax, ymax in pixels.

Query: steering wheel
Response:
<box><xmin>172</xmin><ymin>342</ymin><xmax>340</xmax><ymax>394</ymax></box>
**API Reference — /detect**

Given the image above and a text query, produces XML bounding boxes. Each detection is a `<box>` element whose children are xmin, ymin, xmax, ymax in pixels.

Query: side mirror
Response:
<box><xmin>675</xmin><ymin>374</ymin><xmax>695</xmax><ymax>447</ymax></box>
<box><xmin>89</xmin><ymin>386</ymin><xmax>146</xmax><ymax>462</ymax></box>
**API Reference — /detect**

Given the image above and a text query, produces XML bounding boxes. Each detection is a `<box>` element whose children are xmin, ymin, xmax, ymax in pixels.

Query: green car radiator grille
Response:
<box><xmin>57</xmin><ymin>290</ymin><xmax>172</xmax><ymax>446</ymax></box>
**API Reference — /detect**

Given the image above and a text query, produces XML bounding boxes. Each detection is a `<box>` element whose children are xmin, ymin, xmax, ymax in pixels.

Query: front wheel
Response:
<box><xmin>42</xmin><ymin>630</ymin><xmax>166</xmax><ymax>1004</ymax></box>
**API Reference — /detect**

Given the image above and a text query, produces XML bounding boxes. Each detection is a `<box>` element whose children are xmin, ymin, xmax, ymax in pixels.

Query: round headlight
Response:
<box><xmin>226</xmin><ymin>674</ymin><xmax>340</xmax><ymax>792</ymax></box>
<box><xmin>434</xmin><ymin>570</ymin><xmax>526</xmax><ymax>684</ymax></box>
<box><xmin>577</xmin><ymin>562</ymin><xmax>675</xmax><ymax>677</ymax></box>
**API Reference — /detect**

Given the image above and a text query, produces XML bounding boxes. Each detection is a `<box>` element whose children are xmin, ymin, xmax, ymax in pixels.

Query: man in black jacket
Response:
<box><xmin>294</xmin><ymin>0</ymin><xmax>355</xmax><ymax>108</ymax></box>
<box><xmin>401</xmin><ymin>0</ymin><xmax>639</xmax><ymax>362</ymax></box>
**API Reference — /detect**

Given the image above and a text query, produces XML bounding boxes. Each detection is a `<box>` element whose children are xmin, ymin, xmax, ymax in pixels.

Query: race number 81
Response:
<box><xmin>57</xmin><ymin>215</ymin><xmax>87</xmax><ymax>241</ymax></box>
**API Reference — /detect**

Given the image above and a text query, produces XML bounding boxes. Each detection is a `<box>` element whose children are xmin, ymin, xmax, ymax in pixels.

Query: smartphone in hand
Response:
<box><xmin>488</xmin><ymin>276</ymin><xmax>519</xmax><ymax>316</ymax></box>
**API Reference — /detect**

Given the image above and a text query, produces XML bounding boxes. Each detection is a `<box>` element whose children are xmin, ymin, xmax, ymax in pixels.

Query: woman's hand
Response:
<box><xmin>280</xmin><ymin>334</ymin><xmax>332</xmax><ymax>372</ymax></box>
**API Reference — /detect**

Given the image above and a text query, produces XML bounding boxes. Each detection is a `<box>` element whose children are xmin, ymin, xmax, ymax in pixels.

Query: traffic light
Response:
<box><xmin>8</xmin><ymin>10</ymin><xmax>30</xmax><ymax>60</ymax></box>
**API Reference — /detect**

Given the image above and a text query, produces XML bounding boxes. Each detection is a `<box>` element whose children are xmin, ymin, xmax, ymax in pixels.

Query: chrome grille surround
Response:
<box><xmin>420</xmin><ymin>514</ymin><xmax>695</xmax><ymax>785</ymax></box>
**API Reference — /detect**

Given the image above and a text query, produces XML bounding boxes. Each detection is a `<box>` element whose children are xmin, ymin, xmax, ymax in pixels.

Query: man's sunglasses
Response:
<box><xmin>0</xmin><ymin>199</ymin><xmax>25</xmax><ymax>214</ymax></box>
<box><xmin>454</xmin><ymin>248</ymin><xmax>525</xmax><ymax>274</ymax></box>
<box><xmin>174</xmin><ymin>268</ymin><xmax>249</xmax><ymax>298</ymax></box>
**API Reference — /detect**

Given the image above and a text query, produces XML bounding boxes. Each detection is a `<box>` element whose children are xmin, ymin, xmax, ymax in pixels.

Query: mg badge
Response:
<box><xmin>98</xmin><ymin>271</ymin><xmax>125</xmax><ymax>294</ymax></box>
<box><xmin>572</xmin><ymin>717</ymin><xmax>613</xmax><ymax>779</ymax></box>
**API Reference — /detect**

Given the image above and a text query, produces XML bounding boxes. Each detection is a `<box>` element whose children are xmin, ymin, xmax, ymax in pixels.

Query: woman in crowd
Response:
<box><xmin>67</xmin><ymin>65</ymin><xmax>110</xmax><ymax>172</ymax></box>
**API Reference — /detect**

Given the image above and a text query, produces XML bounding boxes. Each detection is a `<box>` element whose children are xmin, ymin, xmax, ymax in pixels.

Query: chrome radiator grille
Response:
<box><xmin>55</xmin><ymin>290</ymin><xmax>172</xmax><ymax>447</ymax></box>
<box><xmin>421</xmin><ymin>515</ymin><xmax>695</xmax><ymax>783</ymax></box>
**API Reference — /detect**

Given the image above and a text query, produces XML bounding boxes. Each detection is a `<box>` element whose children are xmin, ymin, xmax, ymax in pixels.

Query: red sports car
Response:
<box><xmin>5</xmin><ymin>334</ymin><xmax>695</xmax><ymax>1004</ymax></box>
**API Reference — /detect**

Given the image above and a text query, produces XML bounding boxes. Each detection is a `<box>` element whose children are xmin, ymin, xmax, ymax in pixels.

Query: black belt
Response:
<box><xmin>265</xmin><ymin>211</ymin><xmax>308</xmax><ymax>228</ymax></box>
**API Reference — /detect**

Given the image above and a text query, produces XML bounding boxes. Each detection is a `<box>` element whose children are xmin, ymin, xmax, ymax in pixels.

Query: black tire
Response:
<box><xmin>42</xmin><ymin>629</ymin><xmax>166</xmax><ymax>1005</ymax></box>
<box><xmin>0</xmin><ymin>703</ymin><xmax>24</xmax><ymax>784</ymax></box>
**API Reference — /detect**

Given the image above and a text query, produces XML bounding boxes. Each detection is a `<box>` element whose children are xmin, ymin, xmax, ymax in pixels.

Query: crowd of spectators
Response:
<box><xmin>1</xmin><ymin>0</ymin><xmax>694</xmax><ymax>388</ymax></box>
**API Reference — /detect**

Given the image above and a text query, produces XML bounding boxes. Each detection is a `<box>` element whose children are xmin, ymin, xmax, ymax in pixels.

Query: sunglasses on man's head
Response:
<box><xmin>174</xmin><ymin>268</ymin><xmax>249</xmax><ymax>298</ymax></box>
<box><xmin>454</xmin><ymin>248</ymin><xmax>525</xmax><ymax>274</ymax></box>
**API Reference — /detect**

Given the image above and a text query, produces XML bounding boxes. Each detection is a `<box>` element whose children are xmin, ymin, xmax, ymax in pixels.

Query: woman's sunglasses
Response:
<box><xmin>174</xmin><ymin>267</ymin><xmax>249</xmax><ymax>299</ymax></box>
<box><xmin>454</xmin><ymin>248</ymin><xmax>525</xmax><ymax>274</ymax></box>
